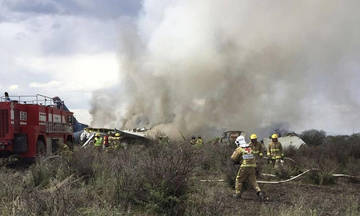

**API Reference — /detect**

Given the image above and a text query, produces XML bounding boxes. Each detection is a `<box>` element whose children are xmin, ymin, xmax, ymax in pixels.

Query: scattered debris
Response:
<box><xmin>263</xmin><ymin>135</ymin><xmax>306</xmax><ymax>149</ymax></box>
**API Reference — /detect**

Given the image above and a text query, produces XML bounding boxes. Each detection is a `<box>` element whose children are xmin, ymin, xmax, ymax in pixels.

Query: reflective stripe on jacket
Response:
<box><xmin>267</xmin><ymin>141</ymin><xmax>284</xmax><ymax>159</ymax></box>
<box><xmin>231</xmin><ymin>146</ymin><xmax>256</xmax><ymax>167</ymax></box>
<box><xmin>250</xmin><ymin>141</ymin><xmax>265</xmax><ymax>157</ymax></box>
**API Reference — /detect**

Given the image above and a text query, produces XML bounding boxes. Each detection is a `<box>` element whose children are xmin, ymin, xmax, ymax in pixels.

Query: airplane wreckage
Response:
<box><xmin>79</xmin><ymin>127</ymin><xmax>152</xmax><ymax>149</ymax></box>
<box><xmin>78</xmin><ymin>127</ymin><xmax>306</xmax><ymax>150</ymax></box>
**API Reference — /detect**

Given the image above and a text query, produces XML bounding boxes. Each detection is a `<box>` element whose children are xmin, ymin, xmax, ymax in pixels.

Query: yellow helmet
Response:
<box><xmin>250</xmin><ymin>134</ymin><xmax>257</xmax><ymax>140</ymax></box>
<box><xmin>115</xmin><ymin>133</ymin><xmax>120</xmax><ymax>137</ymax></box>
<box><xmin>271</xmin><ymin>134</ymin><xmax>278</xmax><ymax>139</ymax></box>
<box><xmin>96</xmin><ymin>133</ymin><xmax>100</xmax><ymax>136</ymax></box>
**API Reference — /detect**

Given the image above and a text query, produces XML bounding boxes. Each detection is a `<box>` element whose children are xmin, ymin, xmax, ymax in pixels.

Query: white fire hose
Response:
<box><xmin>200</xmin><ymin>169</ymin><xmax>360</xmax><ymax>184</ymax></box>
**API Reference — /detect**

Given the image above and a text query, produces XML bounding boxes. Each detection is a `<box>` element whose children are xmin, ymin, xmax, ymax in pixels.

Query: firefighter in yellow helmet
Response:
<box><xmin>94</xmin><ymin>133</ymin><xmax>103</xmax><ymax>151</ymax></box>
<box><xmin>249</xmin><ymin>133</ymin><xmax>265</xmax><ymax>177</ymax></box>
<box><xmin>231</xmin><ymin>135</ymin><xmax>264</xmax><ymax>200</ymax></box>
<box><xmin>113</xmin><ymin>133</ymin><xmax>121</xmax><ymax>150</ymax></box>
<box><xmin>249</xmin><ymin>134</ymin><xmax>265</xmax><ymax>159</ymax></box>
<box><xmin>195</xmin><ymin>136</ymin><xmax>204</xmax><ymax>148</ymax></box>
<box><xmin>267</xmin><ymin>134</ymin><xmax>284</xmax><ymax>168</ymax></box>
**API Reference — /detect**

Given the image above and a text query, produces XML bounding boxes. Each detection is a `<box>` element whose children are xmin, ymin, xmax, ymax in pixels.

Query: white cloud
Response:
<box><xmin>19</xmin><ymin>52</ymin><xmax>119</xmax><ymax>91</ymax></box>
<box><xmin>29</xmin><ymin>80</ymin><xmax>61</xmax><ymax>88</ymax></box>
<box><xmin>0</xmin><ymin>13</ymin><xmax>122</xmax><ymax>118</ymax></box>
<box><xmin>0</xmin><ymin>1</ymin><xmax>143</xmax><ymax>128</ymax></box>
<box><xmin>9</xmin><ymin>84</ymin><xmax>19</xmax><ymax>90</ymax></box>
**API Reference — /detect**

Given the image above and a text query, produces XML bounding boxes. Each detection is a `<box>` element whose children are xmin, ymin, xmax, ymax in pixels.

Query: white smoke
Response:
<box><xmin>90</xmin><ymin>0</ymin><xmax>360</xmax><ymax>137</ymax></box>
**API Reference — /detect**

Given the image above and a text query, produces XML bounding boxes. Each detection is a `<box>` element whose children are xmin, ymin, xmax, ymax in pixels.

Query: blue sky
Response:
<box><xmin>0</xmin><ymin>0</ymin><xmax>141</xmax><ymax>123</ymax></box>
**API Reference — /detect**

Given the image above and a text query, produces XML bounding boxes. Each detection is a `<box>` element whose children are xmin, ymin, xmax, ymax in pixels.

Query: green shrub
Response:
<box><xmin>21</xmin><ymin>186</ymin><xmax>86</xmax><ymax>216</ymax></box>
<box><xmin>85</xmin><ymin>142</ymin><xmax>194</xmax><ymax>215</ymax></box>
<box><xmin>300</xmin><ymin>129</ymin><xmax>326</xmax><ymax>146</ymax></box>
<box><xmin>68</xmin><ymin>148</ymin><xmax>96</xmax><ymax>180</ymax></box>
<box><xmin>29</xmin><ymin>161</ymin><xmax>57</xmax><ymax>188</ymax></box>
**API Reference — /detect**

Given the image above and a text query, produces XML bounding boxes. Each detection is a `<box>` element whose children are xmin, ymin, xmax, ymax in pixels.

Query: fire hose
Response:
<box><xmin>200</xmin><ymin>169</ymin><xmax>360</xmax><ymax>184</ymax></box>
<box><xmin>256</xmin><ymin>169</ymin><xmax>312</xmax><ymax>184</ymax></box>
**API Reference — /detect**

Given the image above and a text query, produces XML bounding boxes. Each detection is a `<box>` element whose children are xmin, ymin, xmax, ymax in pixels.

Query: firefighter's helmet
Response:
<box><xmin>271</xmin><ymin>134</ymin><xmax>278</xmax><ymax>139</ymax></box>
<box><xmin>250</xmin><ymin>134</ymin><xmax>257</xmax><ymax>140</ymax></box>
<box><xmin>115</xmin><ymin>133</ymin><xmax>120</xmax><ymax>137</ymax></box>
<box><xmin>235</xmin><ymin>135</ymin><xmax>248</xmax><ymax>148</ymax></box>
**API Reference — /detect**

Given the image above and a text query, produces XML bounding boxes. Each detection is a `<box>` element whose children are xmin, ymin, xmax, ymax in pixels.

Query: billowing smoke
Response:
<box><xmin>90</xmin><ymin>0</ymin><xmax>360</xmax><ymax>137</ymax></box>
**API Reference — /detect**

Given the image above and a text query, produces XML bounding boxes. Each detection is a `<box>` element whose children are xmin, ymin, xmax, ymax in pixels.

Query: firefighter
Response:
<box><xmin>231</xmin><ymin>135</ymin><xmax>264</xmax><ymax>200</ymax></box>
<box><xmin>94</xmin><ymin>133</ymin><xmax>103</xmax><ymax>151</ymax></box>
<box><xmin>267</xmin><ymin>134</ymin><xmax>284</xmax><ymax>168</ymax></box>
<box><xmin>4</xmin><ymin>92</ymin><xmax>10</xmax><ymax>102</ymax></box>
<box><xmin>112</xmin><ymin>133</ymin><xmax>121</xmax><ymax>150</ymax></box>
<box><xmin>249</xmin><ymin>133</ymin><xmax>265</xmax><ymax>177</ymax></box>
<box><xmin>195</xmin><ymin>136</ymin><xmax>204</xmax><ymax>148</ymax></box>
<box><xmin>249</xmin><ymin>134</ymin><xmax>264</xmax><ymax>159</ymax></box>
<box><xmin>190</xmin><ymin>136</ymin><xmax>196</xmax><ymax>145</ymax></box>
<box><xmin>103</xmin><ymin>134</ymin><xmax>109</xmax><ymax>148</ymax></box>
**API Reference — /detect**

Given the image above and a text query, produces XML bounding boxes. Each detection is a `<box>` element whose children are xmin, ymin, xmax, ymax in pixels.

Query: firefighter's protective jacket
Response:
<box><xmin>250</xmin><ymin>141</ymin><xmax>264</xmax><ymax>158</ymax></box>
<box><xmin>195</xmin><ymin>138</ymin><xmax>203</xmax><ymax>148</ymax></box>
<box><xmin>267</xmin><ymin>141</ymin><xmax>284</xmax><ymax>159</ymax></box>
<box><xmin>231</xmin><ymin>146</ymin><xmax>257</xmax><ymax>167</ymax></box>
<box><xmin>94</xmin><ymin>137</ymin><xmax>103</xmax><ymax>147</ymax></box>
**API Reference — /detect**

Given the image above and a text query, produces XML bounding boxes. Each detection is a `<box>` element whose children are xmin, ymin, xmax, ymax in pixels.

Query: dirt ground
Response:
<box><xmin>193</xmin><ymin>174</ymin><xmax>360</xmax><ymax>216</ymax></box>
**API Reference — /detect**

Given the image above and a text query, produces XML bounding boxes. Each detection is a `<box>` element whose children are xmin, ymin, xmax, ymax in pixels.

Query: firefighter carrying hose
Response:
<box><xmin>249</xmin><ymin>133</ymin><xmax>265</xmax><ymax>176</ymax></box>
<box><xmin>267</xmin><ymin>134</ymin><xmax>284</xmax><ymax>168</ymax></box>
<box><xmin>231</xmin><ymin>135</ymin><xmax>264</xmax><ymax>200</ymax></box>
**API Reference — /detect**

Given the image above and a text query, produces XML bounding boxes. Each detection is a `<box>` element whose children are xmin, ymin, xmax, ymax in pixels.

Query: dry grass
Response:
<box><xmin>0</xmin><ymin>131</ymin><xmax>358</xmax><ymax>215</ymax></box>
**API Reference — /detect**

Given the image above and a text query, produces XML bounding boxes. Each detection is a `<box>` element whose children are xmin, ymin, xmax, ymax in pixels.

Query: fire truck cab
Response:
<box><xmin>0</xmin><ymin>94</ymin><xmax>74</xmax><ymax>160</ymax></box>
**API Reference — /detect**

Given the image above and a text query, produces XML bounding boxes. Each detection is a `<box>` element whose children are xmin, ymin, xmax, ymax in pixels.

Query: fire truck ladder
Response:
<box><xmin>0</xmin><ymin>94</ymin><xmax>64</xmax><ymax>107</ymax></box>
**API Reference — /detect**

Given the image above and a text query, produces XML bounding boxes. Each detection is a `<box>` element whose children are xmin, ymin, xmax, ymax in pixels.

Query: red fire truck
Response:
<box><xmin>0</xmin><ymin>94</ymin><xmax>74</xmax><ymax>160</ymax></box>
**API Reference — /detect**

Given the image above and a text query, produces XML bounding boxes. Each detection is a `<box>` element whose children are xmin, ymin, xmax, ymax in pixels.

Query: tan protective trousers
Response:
<box><xmin>270</xmin><ymin>159</ymin><xmax>282</xmax><ymax>169</ymax></box>
<box><xmin>235</xmin><ymin>167</ymin><xmax>261</xmax><ymax>195</ymax></box>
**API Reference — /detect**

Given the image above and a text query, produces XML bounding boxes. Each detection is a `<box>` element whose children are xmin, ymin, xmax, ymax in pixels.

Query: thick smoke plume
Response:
<box><xmin>90</xmin><ymin>0</ymin><xmax>360</xmax><ymax>137</ymax></box>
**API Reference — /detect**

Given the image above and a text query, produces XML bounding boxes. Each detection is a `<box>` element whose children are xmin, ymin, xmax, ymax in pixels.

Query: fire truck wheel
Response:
<box><xmin>36</xmin><ymin>140</ymin><xmax>46</xmax><ymax>156</ymax></box>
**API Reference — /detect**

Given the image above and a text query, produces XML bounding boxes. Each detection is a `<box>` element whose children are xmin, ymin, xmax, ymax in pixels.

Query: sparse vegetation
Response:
<box><xmin>0</xmin><ymin>131</ymin><xmax>359</xmax><ymax>215</ymax></box>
